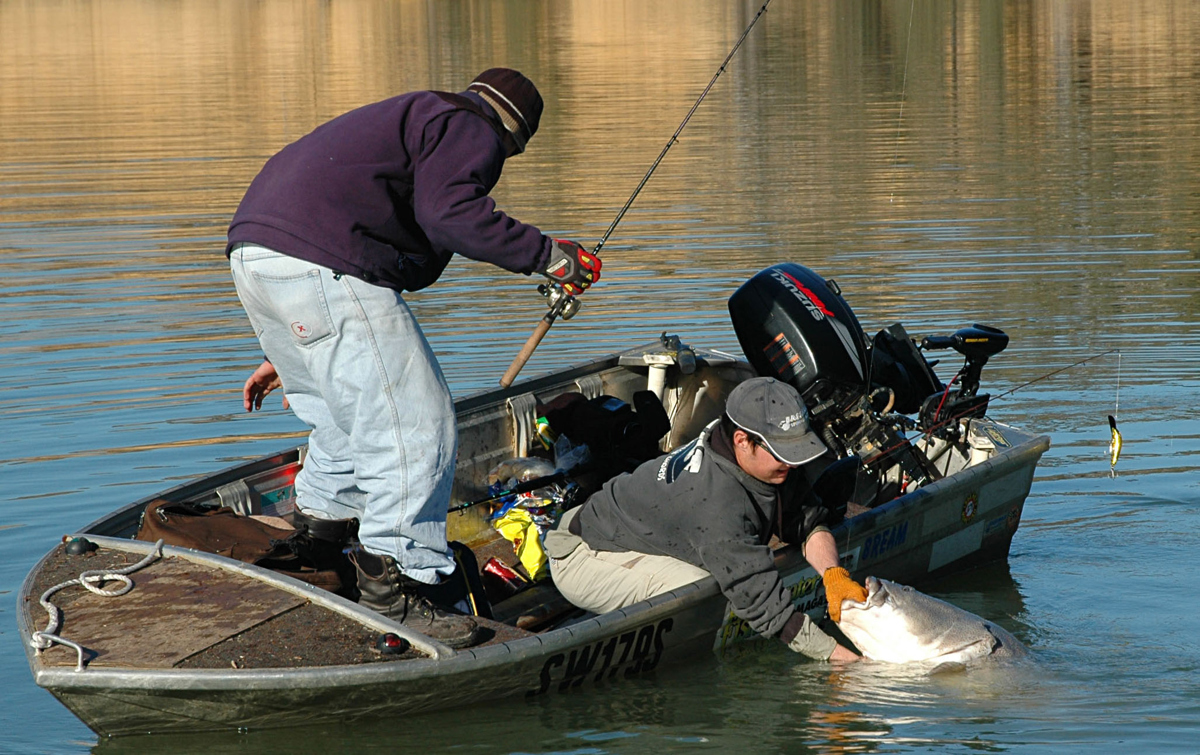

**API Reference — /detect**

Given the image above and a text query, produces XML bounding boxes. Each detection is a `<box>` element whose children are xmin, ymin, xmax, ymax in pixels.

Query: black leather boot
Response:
<box><xmin>350</xmin><ymin>548</ymin><xmax>481</xmax><ymax>649</ymax></box>
<box><xmin>292</xmin><ymin>509</ymin><xmax>359</xmax><ymax>544</ymax></box>
<box><xmin>291</xmin><ymin>509</ymin><xmax>360</xmax><ymax>599</ymax></box>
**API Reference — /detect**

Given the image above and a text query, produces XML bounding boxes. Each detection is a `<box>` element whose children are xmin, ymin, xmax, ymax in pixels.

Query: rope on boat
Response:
<box><xmin>29</xmin><ymin>539</ymin><xmax>164</xmax><ymax>672</ymax></box>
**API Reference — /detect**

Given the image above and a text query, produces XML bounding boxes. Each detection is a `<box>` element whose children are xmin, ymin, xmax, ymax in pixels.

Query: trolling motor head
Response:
<box><xmin>917</xmin><ymin>324</ymin><xmax>1008</xmax><ymax>431</ymax></box>
<box><xmin>920</xmin><ymin>324</ymin><xmax>1009</xmax><ymax>364</ymax></box>
<box><xmin>920</xmin><ymin>324</ymin><xmax>1008</xmax><ymax>397</ymax></box>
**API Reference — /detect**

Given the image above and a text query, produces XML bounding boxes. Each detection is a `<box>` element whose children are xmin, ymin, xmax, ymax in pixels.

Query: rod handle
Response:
<box><xmin>500</xmin><ymin>313</ymin><xmax>556</xmax><ymax>388</ymax></box>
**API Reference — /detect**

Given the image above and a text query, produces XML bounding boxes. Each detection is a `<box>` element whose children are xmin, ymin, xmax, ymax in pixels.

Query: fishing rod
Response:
<box><xmin>988</xmin><ymin>348</ymin><xmax>1118</xmax><ymax>402</ymax></box>
<box><xmin>499</xmin><ymin>0</ymin><xmax>775</xmax><ymax>388</ymax></box>
<box><xmin>448</xmin><ymin>469</ymin><xmax>577</xmax><ymax>515</ymax></box>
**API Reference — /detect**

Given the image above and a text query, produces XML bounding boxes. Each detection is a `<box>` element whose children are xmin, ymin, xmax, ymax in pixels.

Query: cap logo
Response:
<box><xmin>778</xmin><ymin>412</ymin><xmax>803</xmax><ymax>432</ymax></box>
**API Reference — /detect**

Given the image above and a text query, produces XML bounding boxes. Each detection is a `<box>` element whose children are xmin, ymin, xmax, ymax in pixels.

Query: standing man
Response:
<box><xmin>546</xmin><ymin>377</ymin><xmax>865</xmax><ymax>661</ymax></box>
<box><xmin>228</xmin><ymin>68</ymin><xmax>601</xmax><ymax>649</ymax></box>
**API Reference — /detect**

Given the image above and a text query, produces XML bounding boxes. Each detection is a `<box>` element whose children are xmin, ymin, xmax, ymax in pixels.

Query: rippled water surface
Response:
<box><xmin>2</xmin><ymin>1</ymin><xmax>1199</xmax><ymax>752</ymax></box>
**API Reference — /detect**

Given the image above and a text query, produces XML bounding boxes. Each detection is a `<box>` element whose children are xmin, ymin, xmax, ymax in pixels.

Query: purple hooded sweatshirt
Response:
<box><xmin>226</xmin><ymin>90</ymin><xmax>552</xmax><ymax>292</ymax></box>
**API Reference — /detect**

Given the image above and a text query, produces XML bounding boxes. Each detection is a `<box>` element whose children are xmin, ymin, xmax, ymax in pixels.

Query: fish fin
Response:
<box><xmin>930</xmin><ymin>661</ymin><xmax>967</xmax><ymax>675</ymax></box>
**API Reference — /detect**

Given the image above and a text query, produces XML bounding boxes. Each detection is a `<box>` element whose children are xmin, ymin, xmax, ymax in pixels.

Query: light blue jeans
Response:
<box><xmin>230</xmin><ymin>243</ymin><xmax>456</xmax><ymax>584</ymax></box>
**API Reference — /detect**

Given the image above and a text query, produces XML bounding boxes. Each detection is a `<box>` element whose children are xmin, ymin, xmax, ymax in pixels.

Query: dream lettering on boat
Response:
<box><xmin>860</xmin><ymin>521</ymin><xmax>909</xmax><ymax>561</ymax></box>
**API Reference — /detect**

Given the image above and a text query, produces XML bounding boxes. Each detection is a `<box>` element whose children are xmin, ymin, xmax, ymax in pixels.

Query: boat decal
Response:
<box><xmin>527</xmin><ymin>617</ymin><xmax>674</xmax><ymax>697</ymax></box>
<box><xmin>1007</xmin><ymin>506</ymin><xmax>1021</xmax><ymax>531</ymax></box>
<box><xmin>715</xmin><ymin>548</ymin><xmax>860</xmax><ymax>651</ymax></box>
<box><xmin>984</xmin><ymin>514</ymin><xmax>1008</xmax><ymax>536</ymax></box>
<box><xmin>259</xmin><ymin>485</ymin><xmax>296</xmax><ymax>517</ymax></box>
<box><xmin>961</xmin><ymin>493</ymin><xmax>979</xmax><ymax>523</ymax></box>
<box><xmin>860</xmin><ymin>521</ymin><xmax>909</xmax><ymax>561</ymax></box>
<box><xmin>921</xmin><ymin>466</ymin><xmax>1034</xmax><ymax>538</ymax></box>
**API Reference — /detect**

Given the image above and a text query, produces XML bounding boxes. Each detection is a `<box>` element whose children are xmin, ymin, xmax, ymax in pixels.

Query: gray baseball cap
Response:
<box><xmin>726</xmin><ymin>377</ymin><xmax>828</xmax><ymax>466</ymax></box>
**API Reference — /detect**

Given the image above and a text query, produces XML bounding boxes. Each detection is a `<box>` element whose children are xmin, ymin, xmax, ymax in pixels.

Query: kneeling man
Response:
<box><xmin>547</xmin><ymin>377</ymin><xmax>864</xmax><ymax>661</ymax></box>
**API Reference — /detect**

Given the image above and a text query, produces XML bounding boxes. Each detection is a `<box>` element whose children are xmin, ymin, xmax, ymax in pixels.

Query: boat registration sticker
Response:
<box><xmin>527</xmin><ymin>618</ymin><xmax>674</xmax><ymax>697</ymax></box>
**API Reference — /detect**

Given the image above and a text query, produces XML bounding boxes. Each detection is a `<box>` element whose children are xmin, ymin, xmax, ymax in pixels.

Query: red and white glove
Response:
<box><xmin>539</xmin><ymin>239</ymin><xmax>601</xmax><ymax>296</ymax></box>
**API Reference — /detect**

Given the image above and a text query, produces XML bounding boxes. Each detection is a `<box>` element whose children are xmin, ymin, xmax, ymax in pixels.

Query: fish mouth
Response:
<box><xmin>859</xmin><ymin>576</ymin><xmax>889</xmax><ymax>609</ymax></box>
<box><xmin>838</xmin><ymin>576</ymin><xmax>888</xmax><ymax>618</ymax></box>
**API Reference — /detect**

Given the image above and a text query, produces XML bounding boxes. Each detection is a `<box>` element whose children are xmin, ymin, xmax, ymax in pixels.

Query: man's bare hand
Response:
<box><xmin>244</xmin><ymin>359</ymin><xmax>288</xmax><ymax>412</ymax></box>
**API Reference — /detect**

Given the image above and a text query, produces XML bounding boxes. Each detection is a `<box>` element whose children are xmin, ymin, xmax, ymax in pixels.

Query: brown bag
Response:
<box><xmin>135</xmin><ymin>499</ymin><xmax>343</xmax><ymax>594</ymax></box>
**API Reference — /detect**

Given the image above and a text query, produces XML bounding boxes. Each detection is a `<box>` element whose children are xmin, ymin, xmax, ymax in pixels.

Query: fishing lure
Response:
<box><xmin>1108</xmin><ymin>414</ymin><xmax>1123</xmax><ymax>475</ymax></box>
<box><xmin>1108</xmin><ymin>351</ymin><xmax>1122</xmax><ymax>477</ymax></box>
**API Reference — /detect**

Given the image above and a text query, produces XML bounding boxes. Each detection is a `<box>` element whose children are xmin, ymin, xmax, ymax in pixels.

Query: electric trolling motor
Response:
<box><xmin>727</xmin><ymin>263</ymin><xmax>1009</xmax><ymax>504</ymax></box>
<box><xmin>917</xmin><ymin>324</ymin><xmax>1009</xmax><ymax>432</ymax></box>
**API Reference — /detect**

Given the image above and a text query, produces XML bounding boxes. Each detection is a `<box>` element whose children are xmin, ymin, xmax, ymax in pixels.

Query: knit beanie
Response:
<box><xmin>466</xmin><ymin>68</ymin><xmax>543</xmax><ymax>154</ymax></box>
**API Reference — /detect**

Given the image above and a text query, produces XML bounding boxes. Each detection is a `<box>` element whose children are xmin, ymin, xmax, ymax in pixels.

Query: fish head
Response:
<box><xmin>837</xmin><ymin>577</ymin><xmax>1003</xmax><ymax>665</ymax></box>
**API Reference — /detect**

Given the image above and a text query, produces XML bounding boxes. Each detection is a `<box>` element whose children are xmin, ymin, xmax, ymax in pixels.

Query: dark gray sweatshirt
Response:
<box><xmin>575</xmin><ymin>421</ymin><xmax>830</xmax><ymax>638</ymax></box>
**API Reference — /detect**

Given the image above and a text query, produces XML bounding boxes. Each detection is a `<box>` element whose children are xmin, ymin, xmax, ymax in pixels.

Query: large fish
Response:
<box><xmin>836</xmin><ymin>577</ymin><xmax>1028</xmax><ymax>666</ymax></box>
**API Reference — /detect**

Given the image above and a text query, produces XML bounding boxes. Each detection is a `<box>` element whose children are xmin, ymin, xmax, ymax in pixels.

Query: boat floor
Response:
<box><xmin>25</xmin><ymin>544</ymin><xmax>535</xmax><ymax>671</ymax></box>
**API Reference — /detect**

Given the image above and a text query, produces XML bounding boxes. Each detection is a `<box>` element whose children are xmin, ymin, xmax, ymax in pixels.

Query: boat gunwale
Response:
<box><xmin>66</xmin><ymin>345</ymin><xmax>683</xmax><ymax>540</ymax></box>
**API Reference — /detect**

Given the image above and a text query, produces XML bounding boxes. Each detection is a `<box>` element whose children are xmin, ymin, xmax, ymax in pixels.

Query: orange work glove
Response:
<box><xmin>822</xmin><ymin>566</ymin><xmax>868</xmax><ymax>623</ymax></box>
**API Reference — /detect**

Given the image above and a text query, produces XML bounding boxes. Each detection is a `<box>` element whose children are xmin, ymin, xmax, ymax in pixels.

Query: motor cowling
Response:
<box><xmin>728</xmin><ymin>263</ymin><xmax>869</xmax><ymax>422</ymax></box>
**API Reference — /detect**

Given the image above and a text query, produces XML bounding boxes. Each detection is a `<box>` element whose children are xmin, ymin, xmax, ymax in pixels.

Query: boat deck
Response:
<box><xmin>25</xmin><ymin>544</ymin><xmax>535</xmax><ymax>671</ymax></box>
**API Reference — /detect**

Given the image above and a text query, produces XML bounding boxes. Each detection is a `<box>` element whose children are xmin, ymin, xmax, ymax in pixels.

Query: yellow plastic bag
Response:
<box><xmin>493</xmin><ymin>508</ymin><xmax>550</xmax><ymax>581</ymax></box>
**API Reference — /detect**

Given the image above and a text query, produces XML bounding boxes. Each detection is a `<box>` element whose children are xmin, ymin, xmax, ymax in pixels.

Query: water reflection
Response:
<box><xmin>3</xmin><ymin>1</ymin><xmax>1200</xmax><ymax>753</ymax></box>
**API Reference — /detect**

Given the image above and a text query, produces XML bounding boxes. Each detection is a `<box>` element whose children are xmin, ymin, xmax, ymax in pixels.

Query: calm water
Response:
<box><xmin>3</xmin><ymin>0</ymin><xmax>1199</xmax><ymax>752</ymax></box>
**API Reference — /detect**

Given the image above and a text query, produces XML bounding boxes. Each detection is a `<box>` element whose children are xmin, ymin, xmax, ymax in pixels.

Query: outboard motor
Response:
<box><xmin>728</xmin><ymin>263</ymin><xmax>935</xmax><ymax>493</ymax></box>
<box><xmin>728</xmin><ymin>263</ymin><xmax>1009</xmax><ymax>505</ymax></box>
<box><xmin>727</xmin><ymin>263</ymin><xmax>869</xmax><ymax>425</ymax></box>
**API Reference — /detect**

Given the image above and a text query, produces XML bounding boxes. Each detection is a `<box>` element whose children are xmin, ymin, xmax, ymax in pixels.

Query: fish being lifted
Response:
<box><xmin>836</xmin><ymin>577</ymin><xmax>1029</xmax><ymax>668</ymax></box>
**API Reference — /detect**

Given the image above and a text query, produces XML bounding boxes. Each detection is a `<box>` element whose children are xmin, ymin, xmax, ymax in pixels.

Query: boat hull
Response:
<box><xmin>20</xmin><ymin>346</ymin><xmax>1049</xmax><ymax>736</ymax></box>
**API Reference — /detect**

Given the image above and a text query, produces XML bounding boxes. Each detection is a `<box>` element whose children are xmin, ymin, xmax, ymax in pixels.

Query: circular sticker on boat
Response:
<box><xmin>961</xmin><ymin>493</ymin><xmax>979</xmax><ymax>523</ymax></box>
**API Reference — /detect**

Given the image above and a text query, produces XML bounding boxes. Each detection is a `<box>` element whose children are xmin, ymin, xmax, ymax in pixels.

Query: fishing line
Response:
<box><xmin>1109</xmin><ymin>350</ymin><xmax>1123</xmax><ymax>476</ymax></box>
<box><xmin>500</xmin><ymin>0</ymin><xmax>775</xmax><ymax>387</ymax></box>
<box><xmin>593</xmin><ymin>0</ymin><xmax>774</xmax><ymax>256</ymax></box>
<box><xmin>855</xmin><ymin>348</ymin><xmax>1122</xmax><ymax>471</ymax></box>
<box><xmin>990</xmin><ymin>348</ymin><xmax>1119</xmax><ymax>402</ymax></box>
<box><xmin>889</xmin><ymin>0</ymin><xmax>917</xmax><ymax>204</ymax></box>
<box><xmin>1114</xmin><ymin>350</ymin><xmax>1121</xmax><ymax>420</ymax></box>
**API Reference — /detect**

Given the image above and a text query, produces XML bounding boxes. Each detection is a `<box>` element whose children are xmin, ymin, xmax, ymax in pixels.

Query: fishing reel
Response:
<box><xmin>537</xmin><ymin>282</ymin><xmax>580</xmax><ymax>320</ymax></box>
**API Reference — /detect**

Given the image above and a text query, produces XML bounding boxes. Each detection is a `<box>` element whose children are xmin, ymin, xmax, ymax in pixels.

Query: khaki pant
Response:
<box><xmin>546</xmin><ymin>507</ymin><xmax>710</xmax><ymax>614</ymax></box>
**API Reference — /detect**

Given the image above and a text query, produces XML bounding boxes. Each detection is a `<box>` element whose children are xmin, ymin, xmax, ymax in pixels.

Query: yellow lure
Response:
<box><xmin>1108</xmin><ymin>415</ymin><xmax>1123</xmax><ymax>472</ymax></box>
